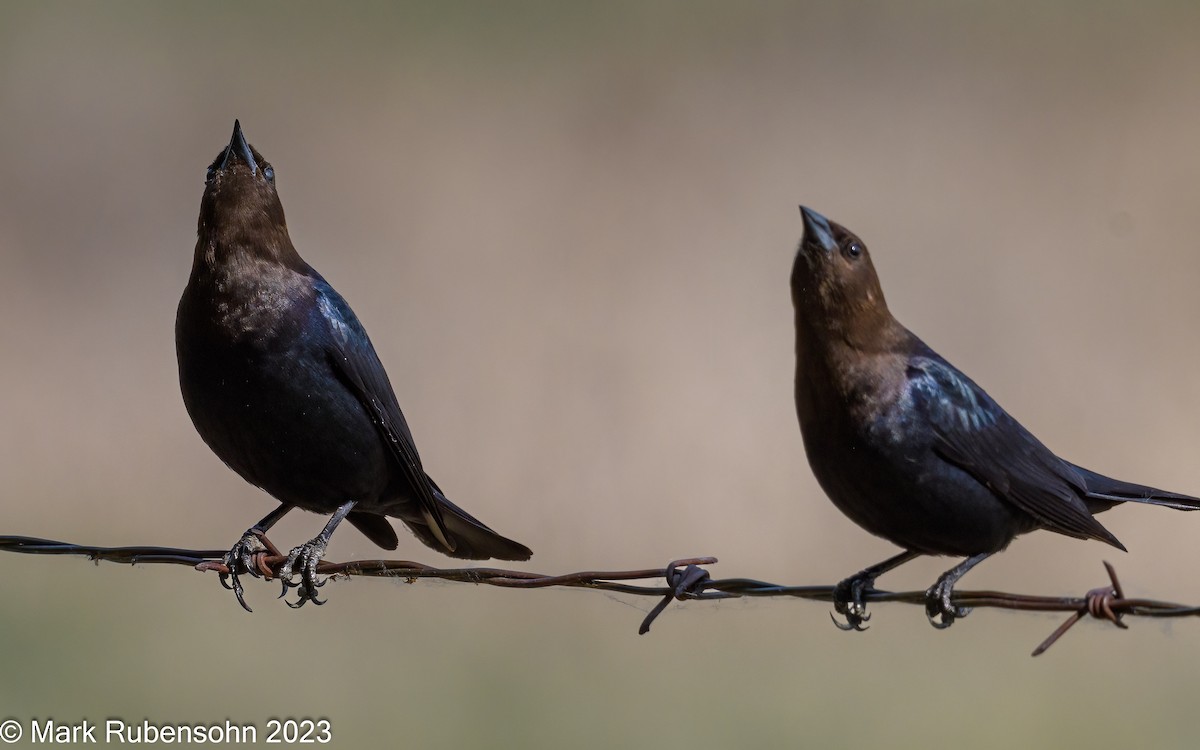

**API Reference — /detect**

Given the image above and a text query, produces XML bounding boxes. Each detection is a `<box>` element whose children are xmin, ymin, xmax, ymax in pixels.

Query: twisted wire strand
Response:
<box><xmin>3</xmin><ymin>535</ymin><xmax>1196</xmax><ymax>656</ymax></box>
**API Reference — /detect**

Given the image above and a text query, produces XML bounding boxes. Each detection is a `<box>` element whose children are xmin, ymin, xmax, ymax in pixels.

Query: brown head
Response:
<box><xmin>194</xmin><ymin>120</ymin><xmax>305</xmax><ymax>273</ymax></box>
<box><xmin>792</xmin><ymin>206</ymin><xmax>893</xmax><ymax>346</ymax></box>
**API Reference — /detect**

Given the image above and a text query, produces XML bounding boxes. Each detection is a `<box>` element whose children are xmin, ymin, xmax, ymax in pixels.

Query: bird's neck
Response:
<box><xmin>794</xmin><ymin>307</ymin><xmax>916</xmax><ymax>436</ymax></box>
<box><xmin>182</xmin><ymin>231</ymin><xmax>317</xmax><ymax>344</ymax></box>
<box><xmin>795</xmin><ymin>304</ymin><xmax>916</xmax><ymax>402</ymax></box>
<box><xmin>795</xmin><ymin>302</ymin><xmax>907</xmax><ymax>357</ymax></box>
<box><xmin>192</xmin><ymin>224</ymin><xmax>310</xmax><ymax>280</ymax></box>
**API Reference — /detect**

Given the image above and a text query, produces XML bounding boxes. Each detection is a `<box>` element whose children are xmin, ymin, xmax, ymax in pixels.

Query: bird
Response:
<box><xmin>791</xmin><ymin>205</ymin><xmax>1200</xmax><ymax>629</ymax></box>
<box><xmin>177</xmin><ymin>120</ymin><xmax>531</xmax><ymax>610</ymax></box>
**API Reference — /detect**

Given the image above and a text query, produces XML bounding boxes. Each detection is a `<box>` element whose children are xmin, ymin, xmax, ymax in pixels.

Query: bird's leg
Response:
<box><xmin>221</xmin><ymin>502</ymin><xmax>294</xmax><ymax>612</ymax></box>
<box><xmin>925</xmin><ymin>552</ymin><xmax>991</xmax><ymax>629</ymax></box>
<box><xmin>279</xmin><ymin>500</ymin><xmax>357</xmax><ymax>608</ymax></box>
<box><xmin>831</xmin><ymin>550</ymin><xmax>922</xmax><ymax>631</ymax></box>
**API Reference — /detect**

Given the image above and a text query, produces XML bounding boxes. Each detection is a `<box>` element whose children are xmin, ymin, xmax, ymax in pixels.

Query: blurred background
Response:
<box><xmin>2</xmin><ymin>1</ymin><xmax>1200</xmax><ymax>747</ymax></box>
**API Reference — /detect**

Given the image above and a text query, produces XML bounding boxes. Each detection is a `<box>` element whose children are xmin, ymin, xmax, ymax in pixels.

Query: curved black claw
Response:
<box><xmin>220</xmin><ymin>531</ymin><xmax>269</xmax><ymax>613</ymax></box>
<box><xmin>831</xmin><ymin>576</ymin><xmax>875</xmax><ymax>631</ymax></box>
<box><xmin>278</xmin><ymin>536</ymin><xmax>331</xmax><ymax>608</ymax></box>
<box><xmin>924</xmin><ymin>578</ymin><xmax>971</xmax><ymax>629</ymax></box>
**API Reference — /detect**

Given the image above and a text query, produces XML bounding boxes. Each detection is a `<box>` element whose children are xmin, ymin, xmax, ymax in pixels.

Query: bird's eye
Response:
<box><xmin>264</xmin><ymin>166</ymin><xmax>275</xmax><ymax>184</ymax></box>
<box><xmin>205</xmin><ymin>166</ymin><xmax>215</xmax><ymax>182</ymax></box>
<box><xmin>844</xmin><ymin>242</ymin><xmax>863</xmax><ymax>260</ymax></box>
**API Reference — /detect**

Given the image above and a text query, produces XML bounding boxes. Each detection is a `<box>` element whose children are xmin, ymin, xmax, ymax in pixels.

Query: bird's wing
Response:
<box><xmin>313</xmin><ymin>280</ymin><xmax>453</xmax><ymax>552</ymax></box>
<box><xmin>906</xmin><ymin>355</ymin><xmax>1124</xmax><ymax>549</ymax></box>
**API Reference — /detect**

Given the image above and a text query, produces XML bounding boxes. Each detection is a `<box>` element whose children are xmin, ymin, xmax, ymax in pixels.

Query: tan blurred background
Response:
<box><xmin>2</xmin><ymin>1</ymin><xmax>1200</xmax><ymax>747</ymax></box>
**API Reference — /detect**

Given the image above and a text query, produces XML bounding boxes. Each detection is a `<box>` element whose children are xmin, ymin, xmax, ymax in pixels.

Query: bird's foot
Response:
<box><xmin>219</xmin><ymin>530</ymin><xmax>274</xmax><ymax>613</ymax></box>
<box><xmin>278</xmin><ymin>536</ymin><xmax>332</xmax><ymax>608</ymax></box>
<box><xmin>924</xmin><ymin>574</ymin><xmax>971</xmax><ymax>629</ymax></box>
<box><xmin>831</xmin><ymin>574</ymin><xmax>876</xmax><ymax>631</ymax></box>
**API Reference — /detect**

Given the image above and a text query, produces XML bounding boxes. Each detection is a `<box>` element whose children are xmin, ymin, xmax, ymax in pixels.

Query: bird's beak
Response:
<box><xmin>219</xmin><ymin>119</ymin><xmax>258</xmax><ymax>176</ymax></box>
<box><xmin>799</xmin><ymin>206</ymin><xmax>837</xmax><ymax>254</ymax></box>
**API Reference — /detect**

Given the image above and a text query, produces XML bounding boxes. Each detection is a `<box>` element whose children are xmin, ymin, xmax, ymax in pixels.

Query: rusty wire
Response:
<box><xmin>3</xmin><ymin>534</ymin><xmax>1199</xmax><ymax>656</ymax></box>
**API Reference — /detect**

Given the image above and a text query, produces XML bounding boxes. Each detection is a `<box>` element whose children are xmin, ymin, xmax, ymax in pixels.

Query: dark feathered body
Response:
<box><xmin>795</xmin><ymin>324</ymin><xmax>1043</xmax><ymax>556</ymax></box>
<box><xmin>178</xmin><ymin>259</ymin><xmax>393</xmax><ymax>516</ymax></box>
<box><xmin>792</xmin><ymin>206</ymin><xmax>1199</xmax><ymax>561</ymax></box>
<box><xmin>178</xmin><ymin>122</ymin><xmax>530</xmax><ymax>567</ymax></box>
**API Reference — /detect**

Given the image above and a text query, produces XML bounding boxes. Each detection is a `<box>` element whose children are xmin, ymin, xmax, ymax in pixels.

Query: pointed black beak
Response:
<box><xmin>799</xmin><ymin>205</ymin><xmax>836</xmax><ymax>252</ymax></box>
<box><xmin>219</xmin><ymin>119</ymin><xmax>258</xmax><ymax>176</ymax></box>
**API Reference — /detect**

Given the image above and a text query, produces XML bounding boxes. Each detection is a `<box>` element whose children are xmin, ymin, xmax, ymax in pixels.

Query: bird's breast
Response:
<box><xmin>183</xmin><ymin>259</ymin><xmax>316</xmax><ymax>347</ymax></box>
<box><xmin>176</xmin><ymin>264</ymin><xmax>390</xmax><ymax>512</ymax></box>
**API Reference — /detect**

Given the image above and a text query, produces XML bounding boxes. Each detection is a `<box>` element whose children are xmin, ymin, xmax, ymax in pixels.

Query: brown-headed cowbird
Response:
<box><xmin>177</xmin><ymin>121</ymin><xmax>531</xmax><ymax>610</ymax></box>
<box><xmin>792</xmin><ymin>206</ymin><xmax>1200</xmax><ymax>628</ymax></box>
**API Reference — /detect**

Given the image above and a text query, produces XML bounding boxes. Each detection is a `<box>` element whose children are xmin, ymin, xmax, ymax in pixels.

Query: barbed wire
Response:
<box><xmin>3</xmin><ymin>534</ymin><xmax>1199</xmax><ymax>656</ymax></box>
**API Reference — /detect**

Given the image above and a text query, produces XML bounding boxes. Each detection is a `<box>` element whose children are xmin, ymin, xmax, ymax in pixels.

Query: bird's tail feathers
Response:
<box><xmin>347</xmin><ymin>511</ymin><xmax>400</xmax><ymax>550</ymax></box>
<box><xmin>420</xmin><ymin>505</ymin><xmax>456</xmax><ymax>553</ymax></box>
<box><xmin>1073</xmin><ymin>465</ymin><xmax>1200</xmax><ymax>511</ymax></box>
<box><xmin>399</xmin><ymin>485</ymin><xmax>532</xmax><ymax>562</ymax></box>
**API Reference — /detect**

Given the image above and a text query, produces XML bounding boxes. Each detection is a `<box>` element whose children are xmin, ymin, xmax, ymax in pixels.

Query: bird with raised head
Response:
<box><xmin>177</xmin><ymin>121</ymin><xmax>531</xmax><ymax>610</ymax></box>
<box><xmin>791</xmin><ymin>205</ymin><xmax>1199</xmax><ymax>629</ymax></box>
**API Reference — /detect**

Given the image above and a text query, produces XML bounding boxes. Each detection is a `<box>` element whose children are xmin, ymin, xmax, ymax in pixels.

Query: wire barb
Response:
<box><xmin>3</xmin><ymin>535</ymin><xmax>1199</xmax><ymax>655</ymax></box>
<box><xmin>639</xmin><ymin>560</ymin><xmax>713</xmax><ymax>634</ymax></box>
<box><xmin>1030</xmin><ymin>561</ymin><xmax>1130</xmax><ymax>657</ymax></box>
